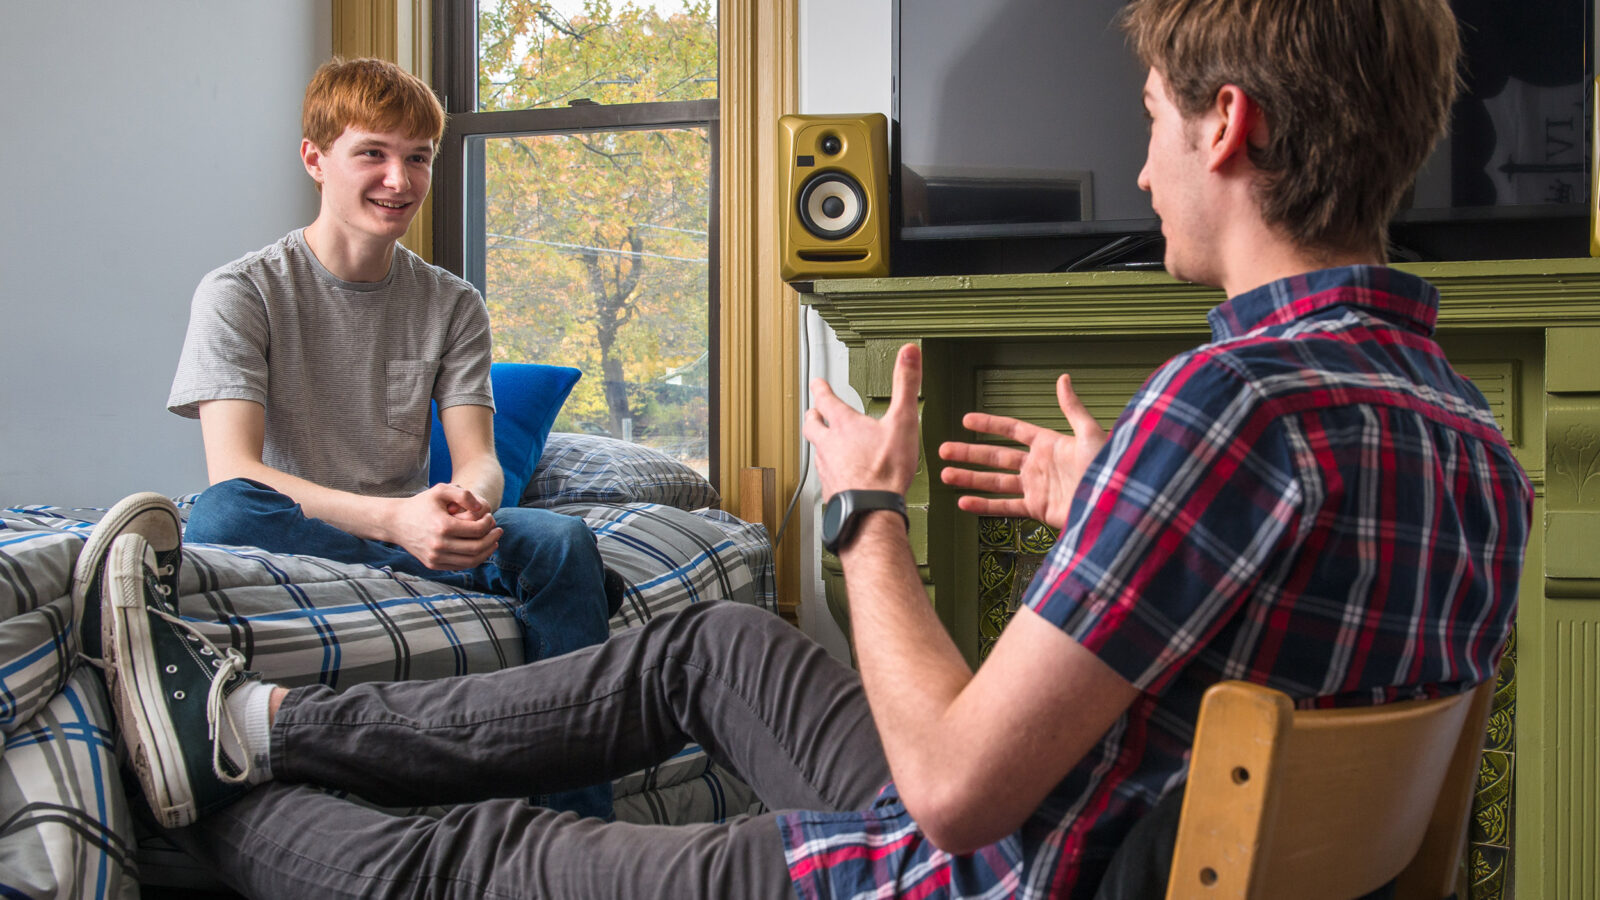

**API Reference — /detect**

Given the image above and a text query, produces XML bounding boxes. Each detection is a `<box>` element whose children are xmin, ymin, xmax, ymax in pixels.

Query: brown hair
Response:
<box><xmin>302</xmin><ymin>57</ymin><xmax>446</xmax><ymax>151</ymax></box>
<box><xmin>1122</xmin><ymin>0</ymin><xmax>1461</xmax><ymax>259</ymax></box>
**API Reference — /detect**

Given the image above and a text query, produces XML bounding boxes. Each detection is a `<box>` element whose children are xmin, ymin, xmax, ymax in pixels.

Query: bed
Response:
<box><xmin>0</xmin><ymin>431</ymin><xmax>777</xmax><ymax>899</ymax></box>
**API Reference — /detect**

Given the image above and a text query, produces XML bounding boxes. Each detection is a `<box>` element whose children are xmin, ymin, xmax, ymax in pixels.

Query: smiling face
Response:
<box><xmin>303</xmin><ymin>126</ymin><xmax>435</xmax><ymax>250</ymax></box>
<box><xmin>1136</xmin><ymin>68</ymin><xmax>1217</xmax><ymax>287</ymax></box>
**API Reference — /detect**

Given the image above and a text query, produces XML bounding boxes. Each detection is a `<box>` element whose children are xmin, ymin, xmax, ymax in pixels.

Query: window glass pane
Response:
<box><xmin>476</xmin><ymin>128</ymin><xmax>712</xmax><ymax>473</ymax></box>
<box><xmin>477</xmin><ymin>0</ymin><xmax>718</xmax><ymax>112</ymax></box>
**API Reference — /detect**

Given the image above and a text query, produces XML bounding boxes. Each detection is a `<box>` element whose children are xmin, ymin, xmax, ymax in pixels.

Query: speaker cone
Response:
<box><xmin>798</xmin><ymin>172</ymin><xmax>866</xmax><ymax>239</ymax></box>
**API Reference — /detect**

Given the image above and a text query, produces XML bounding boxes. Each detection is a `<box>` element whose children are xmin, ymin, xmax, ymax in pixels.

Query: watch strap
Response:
<box><xmin>824</xmin><ymin>490</ymin><xmax>909</xmax><ymax>554</ymax></box>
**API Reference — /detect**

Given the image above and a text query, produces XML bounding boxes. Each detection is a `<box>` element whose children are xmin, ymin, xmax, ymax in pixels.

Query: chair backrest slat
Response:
<box><xmin>1395</xmin><ymin>678</ymin><xmax>1496</xmax><ymax>899</ymax></box>
<box><xmin>1166</xmin><ymin>679</ymin><xmax>1492</xmax><ymax>900</ymax></box>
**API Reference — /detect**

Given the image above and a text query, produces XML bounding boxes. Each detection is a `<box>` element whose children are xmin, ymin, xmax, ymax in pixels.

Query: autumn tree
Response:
<box><xmin>475</xmin><ymin>0</ymin><xmax>716</xmax><ymax>453</ymax></box>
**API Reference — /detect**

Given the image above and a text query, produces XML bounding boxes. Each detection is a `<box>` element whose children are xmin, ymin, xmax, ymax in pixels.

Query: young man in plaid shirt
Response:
<box><xmin>90</xmin><ymin>0</ymin><xmax>1530</xmax><ymax>896</ymax></box>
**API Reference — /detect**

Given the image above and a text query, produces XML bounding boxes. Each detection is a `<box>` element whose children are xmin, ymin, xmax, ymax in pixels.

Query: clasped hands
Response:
<box><xmin>390</xmin><ymin>483</ymin><xmax>502</xmax><ymax>571</ymax></box>
<box><xmin>804</xmin><ymin>343</ymin><xmax>1109</xmax><ymax>531</ymax></box>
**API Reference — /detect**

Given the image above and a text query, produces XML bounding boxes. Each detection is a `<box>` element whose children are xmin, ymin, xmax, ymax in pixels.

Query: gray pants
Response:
<box><xmin>169</xmin><ymin>603</ymin><xmax>889</xmax><ymax>899</ymax></box>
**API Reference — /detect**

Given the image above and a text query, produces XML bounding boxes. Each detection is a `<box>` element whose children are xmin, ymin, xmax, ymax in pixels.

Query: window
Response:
<box><xmin>435</xmin><ymin>0</ymin><xmax>719</xmax><ymax>477</ymax></box>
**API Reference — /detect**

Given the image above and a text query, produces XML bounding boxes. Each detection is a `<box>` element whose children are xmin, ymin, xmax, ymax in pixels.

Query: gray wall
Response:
<box><xmin>1</xmin><ymin>2</ymin><xmax>332</xmax><ymax>505</ymax></box>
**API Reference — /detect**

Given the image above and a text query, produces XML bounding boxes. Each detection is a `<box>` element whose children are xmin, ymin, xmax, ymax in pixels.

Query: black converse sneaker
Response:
<box><xmin>102</xmin><ymin>532</ymin><xmax>257</xmax><ymax>828</ymax></box>
<box><xmin>73</xmin><ymin>492</ymin><xmax>183</xmax><ymax>659</ymax></box>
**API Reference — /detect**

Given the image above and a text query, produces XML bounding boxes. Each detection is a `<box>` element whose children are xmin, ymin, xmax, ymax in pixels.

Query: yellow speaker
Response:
<box><xmin>778</xmin><ymin>113</ymin><xmax>890</xmax><ymax>281</ymax></box>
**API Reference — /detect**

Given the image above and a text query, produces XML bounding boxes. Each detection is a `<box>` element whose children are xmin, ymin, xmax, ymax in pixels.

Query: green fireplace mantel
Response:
<box><xmin>802</xmin><ymin>257</ymin><xmax>1600</xmax><ymax>900</ymax></box>
<box><xmin>807</xmin><ymin>257</ymin><xmax>1600</xmax><ymax>342</ymax></box>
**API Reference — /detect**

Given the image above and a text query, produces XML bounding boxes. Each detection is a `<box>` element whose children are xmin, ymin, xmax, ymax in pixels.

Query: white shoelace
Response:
<box><xmin>148</xmin><ymin>606</ymin><xmax>255</xmax><ymax>785</ymax></box>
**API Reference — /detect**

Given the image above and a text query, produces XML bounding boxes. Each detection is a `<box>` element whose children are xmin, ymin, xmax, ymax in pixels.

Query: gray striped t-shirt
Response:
<box><xmin>168</xmin><ymin>229</ymin><xmax>494</xmax><ymax>498</ymax></box>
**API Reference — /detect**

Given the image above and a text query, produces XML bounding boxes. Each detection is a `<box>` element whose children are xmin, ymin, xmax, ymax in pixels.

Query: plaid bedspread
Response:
<box><xmin>0</xmin><ymin>500</ymin><xmax>774</xmax><ymax>899</ymax></box>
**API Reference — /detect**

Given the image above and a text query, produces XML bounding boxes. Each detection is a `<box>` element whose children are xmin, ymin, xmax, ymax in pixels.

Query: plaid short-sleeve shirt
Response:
<box><xmin>781</xmin><ymin>265</ymin><xmax>1531</xmax><ymax>899</ymax></box>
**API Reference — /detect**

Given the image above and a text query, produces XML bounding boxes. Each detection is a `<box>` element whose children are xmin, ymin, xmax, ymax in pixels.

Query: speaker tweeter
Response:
<box><xmin>778</xmin><ymin>113</ymin><xmax>889</xmax><ymax>281</ymax></box>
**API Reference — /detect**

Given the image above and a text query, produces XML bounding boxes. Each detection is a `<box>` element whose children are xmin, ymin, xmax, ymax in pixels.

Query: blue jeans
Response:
<box><xmin>185</xmin><ymin>477</ymin><xmax>615</xmax><ymax>819</ymax></box>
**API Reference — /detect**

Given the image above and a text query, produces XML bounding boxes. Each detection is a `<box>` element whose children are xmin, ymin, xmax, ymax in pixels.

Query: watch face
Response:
<box><xmin>822</xmin><ymin>494</ymin><xmax>846</xmax><ymax>544</ymax></box>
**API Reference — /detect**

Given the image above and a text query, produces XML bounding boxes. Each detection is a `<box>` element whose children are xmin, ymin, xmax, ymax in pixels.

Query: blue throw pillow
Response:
<box><xmin>429</xmin><ymin>363</ymin><xmax>583</xmax><ymax>507</ymax></box>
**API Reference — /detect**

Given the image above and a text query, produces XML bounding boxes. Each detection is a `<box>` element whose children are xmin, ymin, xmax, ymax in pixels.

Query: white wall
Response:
<box><xmin>1</xmin><ymin>1</ymin><xmax>332</xmax><ymax>505</ymax></box>
<box><xmin>796</xmin><ymin>0</ymin><xmax>892</xmax><ymax>659</ymax></box>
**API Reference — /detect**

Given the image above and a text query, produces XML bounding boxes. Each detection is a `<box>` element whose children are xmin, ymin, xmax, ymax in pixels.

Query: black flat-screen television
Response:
<box><xmin>891</xmin><ymin>0</ymin><xmax>1594</xmax><ymax>276</ymax></box>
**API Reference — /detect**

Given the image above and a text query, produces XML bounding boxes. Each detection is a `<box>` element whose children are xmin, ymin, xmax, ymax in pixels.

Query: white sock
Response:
<box><xmin>220</xmin><ymin>680</ymin><xmax>275</xmax><ymax>784</ymax></box>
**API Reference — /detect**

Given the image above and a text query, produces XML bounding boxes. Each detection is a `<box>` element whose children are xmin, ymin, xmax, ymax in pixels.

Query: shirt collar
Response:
<box><xmin>1207</xmin><ymin>265</ymin><xmax>1441</xmax><ymax>342</ymax></box>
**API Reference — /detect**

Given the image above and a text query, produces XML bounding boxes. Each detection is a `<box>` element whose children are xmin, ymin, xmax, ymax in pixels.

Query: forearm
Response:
<box><xmin>448</xmin><ymin>455</ymin><xmax>504</xmax><ymax>511</ymax></box>
<box><xmin>846</xmin><ymin>519</ymin><xmax>1137</xmax><ymax>851</ymax></box>
<box><xmin>208</xmin><ymin>458</ymin><xmax>399</xmax><ymax>543</ymax></box>
<box><xmin>840</xmin><ymin>514</ymin><xmax>977</xmax><ymax>820</ymax></box>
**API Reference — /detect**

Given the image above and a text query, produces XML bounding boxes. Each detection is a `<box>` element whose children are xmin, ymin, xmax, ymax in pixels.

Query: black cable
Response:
<box><xmin>1054</xmin><ymin>232</ymin><xmax>1165</xmax><ymax>273</ymax></box>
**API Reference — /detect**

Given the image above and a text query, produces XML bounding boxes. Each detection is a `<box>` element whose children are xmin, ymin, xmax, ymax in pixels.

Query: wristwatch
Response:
<box><xmin>821</xmin><ymin>490</ymin><xmax>909</xmax><ymax>554</ymax></box>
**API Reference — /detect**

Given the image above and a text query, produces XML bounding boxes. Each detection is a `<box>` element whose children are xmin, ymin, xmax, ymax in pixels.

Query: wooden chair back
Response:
<box><xmin>1165</xmin><ymin>678</ymin><xmax>1495</xmax><ymax>900</ymax></box>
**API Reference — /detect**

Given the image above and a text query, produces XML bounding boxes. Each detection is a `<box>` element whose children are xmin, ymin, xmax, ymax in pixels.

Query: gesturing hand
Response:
<box><xmin>937</xmin><ymin>373</ymin><xmax>1108</xmax><ymax>529</ymax></box>
<box><xmin>803</xmin><ymin>343</ymin><xmax>923</xmax><ymax>500</ymax></box>
<box><xmin>391</xmin><ymin>483</ymin><xmax>502</xmax><ymax>571</ymax></box>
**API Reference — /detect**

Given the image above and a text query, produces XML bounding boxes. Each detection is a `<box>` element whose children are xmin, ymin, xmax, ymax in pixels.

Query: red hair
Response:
<box><xmin>302</xmin><ymin>57</ymin><xmax>445</xmax><ymax>150</ymax></box>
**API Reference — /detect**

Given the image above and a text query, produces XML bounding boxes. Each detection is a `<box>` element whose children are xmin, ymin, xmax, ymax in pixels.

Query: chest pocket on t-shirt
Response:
<box><xmin>385</xmin><ymin>359</ymin><xmax>439</xmax><ymax>437</ymax></box>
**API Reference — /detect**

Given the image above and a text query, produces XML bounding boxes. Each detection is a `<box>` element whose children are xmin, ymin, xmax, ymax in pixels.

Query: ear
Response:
<box><xmin>301</xmin><ymin>138</ymin><xmax>326</xmax><ymax>185</ymax></box>
<box><xmin>1204</xmin><ymin>84</ymin><xmax>1261</xmax><ymax>173</ymax></box>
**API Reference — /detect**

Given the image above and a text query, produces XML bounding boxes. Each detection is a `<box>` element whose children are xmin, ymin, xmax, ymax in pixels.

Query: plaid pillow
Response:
<box><xmin>557</xmin><ymin>502</ymin><xmax>775</xmax><ymax>627</ymax></box>
<box><xmin>1</xmin><ymin>665</ymin><xmax>141</xmax><ymax>899</ymax></box>
<box><xmin>612</xmin><ymin>747</ymin><xmax>764</xmax><ymax>825</ymax></box>
<box><xmin>0</xmin><ymin>521</ymin><xmax>82</xmax><ymax>735</ymax></box>
<box><xmin>522</xmin><ymin>432</ymin><xmax>720</xmax><ymax>510</ymax></box>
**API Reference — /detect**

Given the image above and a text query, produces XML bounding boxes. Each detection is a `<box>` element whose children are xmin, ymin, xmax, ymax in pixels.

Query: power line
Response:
<box><xmin>486</xmin><ymin>231</ymin><xmax>707</xmax><ymax>263</ymax></box>
<box><xmin>633</xmin><ymin>222</ymin><xmax>709</xmax><ymax>237</ymax></box>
